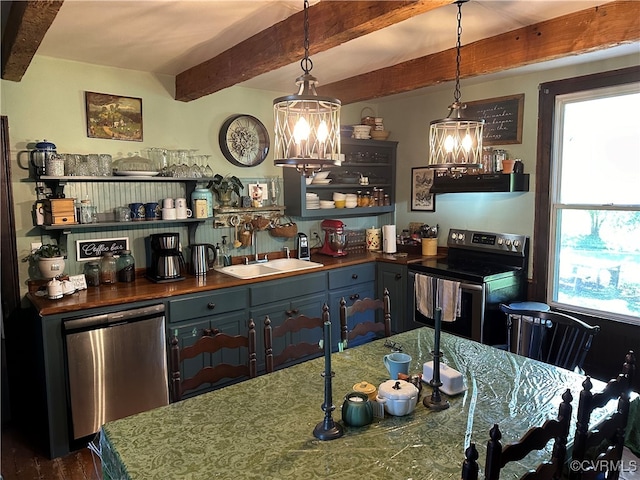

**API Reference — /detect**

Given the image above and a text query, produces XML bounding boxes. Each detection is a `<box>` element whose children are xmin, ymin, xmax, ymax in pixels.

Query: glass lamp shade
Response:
<box><xmin>428</xmin><ymin>114</ymin><xmax>484</xmax><ymax>170</ymax></box>
<box><xmin>273</xmin><ymin>73</ymin><xmax>341</xmax><ymax>174</ymax></box>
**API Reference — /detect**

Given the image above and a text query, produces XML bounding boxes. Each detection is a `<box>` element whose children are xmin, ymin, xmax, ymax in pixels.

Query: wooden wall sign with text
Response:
<box><xmin>76</xmin><ymin>237</ymin><xmax>129</xmax><ymax>261</ymax></box>
<box><xmin>464</xmin><ymin>94</ymin><xmax>524</xmax><ymax>145</ymax></box>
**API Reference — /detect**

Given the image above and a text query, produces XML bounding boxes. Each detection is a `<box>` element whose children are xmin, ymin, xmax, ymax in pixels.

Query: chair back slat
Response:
<box><xmin>169</xmin><ymin>319</ymin><xmax>257</xmax><ymax>402</ymax></box>
<box><xmin>339</xmin><ymin>288</ymin><xmax>391</xmax><ymax>350</ymax></box>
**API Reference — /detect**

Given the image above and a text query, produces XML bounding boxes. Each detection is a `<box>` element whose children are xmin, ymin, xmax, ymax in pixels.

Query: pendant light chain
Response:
<box><xmin>301</xmin><ymin>0</ymin><xmax>312</xmax><ymax>75</ymax></box>
<box><xmin>453</xmin><ymin>1</ymin><xmax>463</xmax><ymax>104</ymax></box>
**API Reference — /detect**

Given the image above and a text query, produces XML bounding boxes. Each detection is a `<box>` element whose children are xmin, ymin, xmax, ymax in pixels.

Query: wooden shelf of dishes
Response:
<box><xmin>282</xmin><ymin>138</ymin><xmax>397</xmax><ymax>218</ymax></box>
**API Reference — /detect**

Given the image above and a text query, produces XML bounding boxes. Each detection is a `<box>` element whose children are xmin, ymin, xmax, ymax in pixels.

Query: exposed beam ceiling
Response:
<box><xmin>318</xmin><ymin>1</ymin><xmax>640</xmax><ymax>104</ymax></box>
<box><xmin>175</xmin><ymin>0</ymin><xmax>452</xmax><ymax>102</ymax></box>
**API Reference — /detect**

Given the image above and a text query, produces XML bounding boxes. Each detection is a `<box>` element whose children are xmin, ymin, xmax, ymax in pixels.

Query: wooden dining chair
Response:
<box><xmin>264</xmin><ymin>304</ymin><xmax>328</xmax><ymax>373</ymax></box>
<box><xmin>499</xmin><ymin>304</ymin><xmax>600</xmax><ymax>373</ymax></box>
<box><xmin>569</xmin><ymin>350</ymin><xmax>635</xmax><ymax>480</ymax></box>
<box><xmin>483</xmin><ymin>388</ymin><xmax>573</xmax><ymax>480</ymax></box>
<box><xmin>169</xmin><ymin>319</ymin><xmax>257</xmax><ymax>402</ymax></box>
<box><xmin>339</xmin><ymin>288</ymin><xmax>391</xmax><ymax>350</ymax></box>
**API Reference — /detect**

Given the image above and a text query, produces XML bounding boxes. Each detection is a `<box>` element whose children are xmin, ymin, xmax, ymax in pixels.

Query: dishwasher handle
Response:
<box><xmin>64</xmin><ymin>304</ymin><xmax>165</xmax><ymax>332</ymax></box>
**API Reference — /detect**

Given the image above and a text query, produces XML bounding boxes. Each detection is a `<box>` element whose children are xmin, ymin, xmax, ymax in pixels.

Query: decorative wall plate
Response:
<box><xmin>219</xmin><ymin>114</ymin><xmax>270</xmax><ymax>167</ymax></box>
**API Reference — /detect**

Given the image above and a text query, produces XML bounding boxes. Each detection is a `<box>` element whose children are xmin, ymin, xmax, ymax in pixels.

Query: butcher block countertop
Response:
<box><xmin>27</xmin><ymin>251</ymin><xmax>431</xmax><ymax>317</ymax></box>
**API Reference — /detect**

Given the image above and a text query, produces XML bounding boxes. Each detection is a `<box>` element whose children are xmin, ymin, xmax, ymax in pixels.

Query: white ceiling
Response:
<box><xmin>34</xmin><ymin>0</ymin><xmax>633</xmax><ymax>96</ymax></box>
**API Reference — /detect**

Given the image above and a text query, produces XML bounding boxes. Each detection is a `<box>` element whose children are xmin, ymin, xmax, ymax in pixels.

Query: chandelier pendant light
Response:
<box><xmin>428</xmin><ymin>0</ymin><xmax>483</xmax><ymax>172</ymax></box>
<box><xmin>273</xmin><ymin>0</ymin><xmax>341</xmax><ymax>175</ymax></box>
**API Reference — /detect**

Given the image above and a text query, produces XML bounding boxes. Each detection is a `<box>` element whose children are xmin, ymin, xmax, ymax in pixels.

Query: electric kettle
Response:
<box><xmin>190</xmin><ymin>243</ymin><xmax>216</xmax><ymax>276</ymax></box>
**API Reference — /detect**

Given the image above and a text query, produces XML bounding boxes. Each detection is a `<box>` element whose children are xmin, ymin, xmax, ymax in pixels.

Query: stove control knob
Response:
<box><xmin>497</xmin><ymin>238</ymin><xmax>504</xmax><ymax>245</ymax></box>
<box><xmin>513</xmin><ymin>240</ymin><xmax>521</xmax><ymax>248</ymax></box>
<box><xmin>450</xmin><ymin>232</ymin><xmax>457</xmax><ymax>240</ymax></box>
<box><xmin>505</xmin><ymin>239</ymin><xmax>512</xmax><ymax>247</ymax></box>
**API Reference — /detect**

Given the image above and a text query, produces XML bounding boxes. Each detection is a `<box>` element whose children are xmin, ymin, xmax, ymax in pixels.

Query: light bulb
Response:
<box><xmin>293</xmin><ymin>117</ymin><xmax>310</xmax><ymax>144</ymax></box>
<box><xmin>444</xmin><ymin>135</ymin><xmax>455</xmax><ymax>152</ymax></box>
<box><xmin>317</xmin><ymin>120</ymin><xmax>329</xmax><ymax>143</ymax></box>
<box><xmin>462</xmin><ymin>134</ymin><xmax>472</xmax><ymax>152</ymax></box>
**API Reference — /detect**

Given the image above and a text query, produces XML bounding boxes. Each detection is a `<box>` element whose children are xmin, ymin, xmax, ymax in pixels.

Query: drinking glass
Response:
<box><xmin>268</xmin><ymin>177</ymin><xmax>281</xmax><ymax>206</ymax></box>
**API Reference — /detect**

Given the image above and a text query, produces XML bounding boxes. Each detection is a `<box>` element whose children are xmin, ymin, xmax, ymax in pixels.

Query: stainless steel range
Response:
<box><xmin>408</xmin><ymin>229</ymin><xmax>529</xmax><ymax>346</ymax></box>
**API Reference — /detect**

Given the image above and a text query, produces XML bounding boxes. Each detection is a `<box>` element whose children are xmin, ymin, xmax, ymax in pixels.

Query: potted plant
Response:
<box><xmin>22</xmin><ymin>243</ymin><xmax>66</xmax><ymax>279</ymax></box>
<box><xmin>210</xmin><ymin>174</ymin><xmax>244</xmax><ymax>207</ymax></box>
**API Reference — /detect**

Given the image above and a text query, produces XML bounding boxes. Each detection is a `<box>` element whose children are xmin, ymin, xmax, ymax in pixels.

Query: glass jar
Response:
<box><xmin>83</xmin><ymin>261</ymin><xmax>100</xmax><ymax>287</ymax></box>
<box><xmin>116</xmin><ymin>250</ymin><xmax>136</xmax><ymax>283</ymax></box>
<box><xmin>100</xmin><ymin>252</ymin><xmax>117</xmax><ymax>284</ymax></box>
<box><xmin>191</xmin><ymin>187</ymin><xmax>213</xmax><ymax>218</ymax></box>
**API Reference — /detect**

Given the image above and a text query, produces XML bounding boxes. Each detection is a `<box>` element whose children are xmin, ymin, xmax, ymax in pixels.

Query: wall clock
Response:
<box><xmin>219</xmin><ymin>114</ymin><xmax>270</xmax><ymax>167</ymax></box>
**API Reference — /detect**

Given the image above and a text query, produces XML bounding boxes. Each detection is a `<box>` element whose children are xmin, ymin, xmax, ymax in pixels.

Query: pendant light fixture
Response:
<box><xmin>428</xmin><ymin>0</ymin><xmax>483</xmax><ymax>172</ymax></box>
<box><xmin>273</xmin><ymin>0</ymin><xmax>341</xmax><ymax>176</ymax></box>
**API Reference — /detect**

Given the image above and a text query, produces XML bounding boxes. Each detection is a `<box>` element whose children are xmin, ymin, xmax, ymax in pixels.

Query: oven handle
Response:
<box><xmin>459</xmin><ymin>282</ymin><xmax>483</xmax><ymax>292</ymax></box>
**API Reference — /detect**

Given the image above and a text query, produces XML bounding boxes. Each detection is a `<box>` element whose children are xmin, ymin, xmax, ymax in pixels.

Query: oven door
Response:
<box><xmin>408</xmin><ymin>271</ymin><xmax>485</xmax><ymax>343</ymax></box>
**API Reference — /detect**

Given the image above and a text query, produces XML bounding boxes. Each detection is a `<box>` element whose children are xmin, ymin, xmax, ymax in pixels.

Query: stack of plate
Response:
<box><xmin>306</xmin><ymin>193</ymin><xmax>320</xmax><ymax>209</ymax></box>
<box><xmin>345</xmin><ymin>193</ymin><xmax>358</xmax><ymax>208</ymax></box>
<box><xmin>320</xmin><ymin>200</ymin><xmax>335</xmax><ymax>209</ymax></box>
<box><xmin>312</xmin><ymin>170</ymin><xmax>332</xmax><ymax>184</ymax></box>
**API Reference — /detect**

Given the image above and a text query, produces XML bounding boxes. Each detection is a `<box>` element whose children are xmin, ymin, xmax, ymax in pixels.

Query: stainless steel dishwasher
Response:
<box><xmin>63</xmin><ymin>303</ymin><xmax>169</xmax><ymax>439</ymax></box>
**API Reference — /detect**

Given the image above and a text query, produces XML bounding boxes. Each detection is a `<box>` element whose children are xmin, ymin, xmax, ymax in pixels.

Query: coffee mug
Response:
<box><xmin>383</xmin><ymin>352</ymin><xmax>412</xmax><ymax>380</ymax></box>
<box><xmin>175</xmin><ymin>197</ymin><xmax>187</xmax><ymax>209</ymax></box>
<box><xmin>129</xmin><ymin>202</ymin><xmax>146</xmax><ymax>221</ymax></box>
<box><xmin>145</xmin><ymin>202</ymin><xmax>160</xmax><ymax>220</ymax></box>
<box><xmin>176</xmin><ymin>206</ymin><xmax>192</xmax><ymax>220</ymax></box>
<box><xmin>163</xmin><ymin>198</ymin><xmax>175</xmax><ymax>209</ymax></box>
<box><xmin>162</xmin><ymin>207</ymin><xmax>177</xmax><ymax>220</ymax></box>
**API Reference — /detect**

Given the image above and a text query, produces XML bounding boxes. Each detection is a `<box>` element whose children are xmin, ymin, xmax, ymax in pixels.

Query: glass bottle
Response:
<box><xmin>116</xmin><ymin>249</ymin><xmax>136</xmax><ymax>283</ymax></box>
<box><xmin>221</xmin><ymin>236</ymin><xmax>232</xmax><ymax>266</ymax></box>
<box><xmin>83</xmin><ymin>261</ymin><xmax>100</xmax><ymax>287</ymax></box>
<box><xmin>100</xmin><ymin>252</ymin><xmax>117</xmax><ymax>284</ymax></box>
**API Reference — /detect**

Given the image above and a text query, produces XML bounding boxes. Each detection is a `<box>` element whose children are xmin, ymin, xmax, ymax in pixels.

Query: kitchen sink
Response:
<box><xmin>218</xmin><ymin>259</ymin><xmax>323</xmax><ymax>279</ymax></box>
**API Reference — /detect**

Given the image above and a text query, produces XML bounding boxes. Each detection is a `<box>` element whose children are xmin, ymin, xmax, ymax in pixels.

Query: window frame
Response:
<box><xmin>532</xmin><ymin>65</ymin><xmax>640</xmax><ymax>324</ymax></box>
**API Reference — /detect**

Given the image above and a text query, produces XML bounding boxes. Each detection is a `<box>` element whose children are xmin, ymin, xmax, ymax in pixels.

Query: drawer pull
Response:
<box><xmin>351</xmin><ymin>274</ymin><xmax>358</xmax><ymax>280</ymax></box>
<box><xmin>207</xmin><ymin>302</ymin><xmax>216</xmax><ymax>310</ymax></box>
<box><xmin>395</xmin><ymin>273</ymin><xmax>402</xmax><ymax>280</ymax></box>
<box><xmin>350</xmin><ymin>294</ymin><xmax>360</xmax><ymax>301</ymax></box>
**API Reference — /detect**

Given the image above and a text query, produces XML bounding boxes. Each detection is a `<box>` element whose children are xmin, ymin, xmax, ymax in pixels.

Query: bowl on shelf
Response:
<box><xmin>371</xmin><ymin>130</ymin><xmax>390</xmax><ymax>140</ymax></box>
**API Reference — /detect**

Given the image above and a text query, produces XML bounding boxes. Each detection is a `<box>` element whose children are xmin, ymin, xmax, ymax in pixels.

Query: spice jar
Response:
<box><xmin>100</xmin><ymin>252</ymin><xmax>117</xmax><ymax>284</ymax></box>
<box><xmin>83</xmin><ymin>261</ymin><xmax>100</xmax><ymax>286</ymax></box>
<box><xmin>116</xmin><ymin>250</ymin><xmax>135</xmax><ymax>283</ymax></box>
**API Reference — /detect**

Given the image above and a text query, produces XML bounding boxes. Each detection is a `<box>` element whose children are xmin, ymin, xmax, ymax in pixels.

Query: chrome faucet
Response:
<box><xmin>283</xmin><ymin>246</ymin><xmax>290</xmax><ymax>259</ymax></box>
<box><xmin>253</xmin><ymin>230</ymin><xmax>268</xmax><ymax>263</ymax></box>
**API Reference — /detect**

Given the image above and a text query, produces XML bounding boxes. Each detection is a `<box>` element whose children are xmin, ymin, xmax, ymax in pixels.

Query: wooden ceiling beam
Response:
<box><xmin>1</xmin><ymin>1</ymin><xmax>63</xmax><ymax>82</ymax></box>
<box><xmin>318</xmin><ymin>0</ymin><xmax>640</xmax><ymax>105</ymax></box>
<box><xmin>175</xmin><ymin>0</ymin><xmax>451</xmax><ymax>102</ymax></box>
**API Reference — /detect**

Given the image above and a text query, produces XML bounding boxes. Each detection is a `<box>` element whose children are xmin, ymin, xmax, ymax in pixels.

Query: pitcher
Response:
<box><xmin>190</xmin><ymin>244</ymin><xmax>216</xmax><ymax>275</ymax></box>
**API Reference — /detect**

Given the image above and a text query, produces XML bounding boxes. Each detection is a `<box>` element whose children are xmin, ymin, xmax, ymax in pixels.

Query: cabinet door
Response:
<box><xmin>377</xmin><ymin>263</ymin><xmax>408</xmax><ymax>334</ymax></box>
<box><xmin>328</xmin><ymin>282</ymin><xmax>376</xmax><ymax>348</ymax></box>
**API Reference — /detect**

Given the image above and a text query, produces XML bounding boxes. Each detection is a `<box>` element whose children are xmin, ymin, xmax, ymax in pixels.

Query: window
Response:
<box><xmin>534</xmin><ymin>67</ymin><xmax>640</xmax><ymax>325</ymax></box>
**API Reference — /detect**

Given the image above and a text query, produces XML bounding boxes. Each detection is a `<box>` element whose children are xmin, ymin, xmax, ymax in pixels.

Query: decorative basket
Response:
<box><xmin>269</xmin><ymin>216</ymin><xmax>298</xmax><ymax>238</ymax></box>
<box><xmin>251</xmin><ymin>216</ymin><xmax>272</xmax><ymax>231</ymax></box>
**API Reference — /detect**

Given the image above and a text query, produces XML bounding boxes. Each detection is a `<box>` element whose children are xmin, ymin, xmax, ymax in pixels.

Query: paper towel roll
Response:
<box><xmin>382</xmin><ymin>225</ymin><xmax>396</xmax><ymax>253</ymax></box>
<box><xmin>366</xmin><ymin>228</ymin><xmax>381</xmax><ymax>250</ymax></box>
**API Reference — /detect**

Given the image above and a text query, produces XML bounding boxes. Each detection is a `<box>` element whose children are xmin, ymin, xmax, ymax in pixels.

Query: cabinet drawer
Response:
<box><xmin>169</xmin><ymin>288</ymin><xmax>247</xmax><ymax>323</ymax></box>
<box><xmin>328</xmin><ymin>263</ymin><xmax>375</xmax><ymax>290</ymax></box>
<box><xmin>250</xmin><ymin>272</ymin><xmax>326</xmax><ymax>306</ymax></box>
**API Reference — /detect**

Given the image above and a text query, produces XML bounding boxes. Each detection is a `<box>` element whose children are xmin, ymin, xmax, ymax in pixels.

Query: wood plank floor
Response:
<box><xmin>1</xmin><ymin>427</ymin><xmax>100</xmax><ymax>480</ymax></box>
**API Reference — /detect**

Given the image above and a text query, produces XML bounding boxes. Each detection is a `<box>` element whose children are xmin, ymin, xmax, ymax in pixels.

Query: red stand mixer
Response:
<box><xmin>319</xmin><ymin>219</ymin><xmax>349</xmax><ymax>257</ymax></box>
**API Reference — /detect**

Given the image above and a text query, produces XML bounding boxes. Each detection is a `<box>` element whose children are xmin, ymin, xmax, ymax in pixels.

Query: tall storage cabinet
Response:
<box><xmin>283</xmin><ymin>138</ymin><xmax>397</xmax><ymax>218</ymax></box>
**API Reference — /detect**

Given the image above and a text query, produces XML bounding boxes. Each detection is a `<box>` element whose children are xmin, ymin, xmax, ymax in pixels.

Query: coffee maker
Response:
<box><xmin>319</xmin><ymin>219</ymin><xmax>348</xmax><ymax>257</ymax></box>
<box><xmin>146</xmin><ymin>233</ymin><xmax>186</xmax><ymax>282</ymax></box>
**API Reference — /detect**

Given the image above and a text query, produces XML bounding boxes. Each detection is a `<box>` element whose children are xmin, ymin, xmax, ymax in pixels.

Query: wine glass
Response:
<box><xmin>202</xmin><ymin>155</ymin><xmax>214</xmax><ymax>178</ymax></box>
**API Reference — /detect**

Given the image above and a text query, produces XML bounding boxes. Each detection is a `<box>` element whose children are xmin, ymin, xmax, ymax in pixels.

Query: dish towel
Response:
<box><xmin>415</xmin><ymin>274</ymin><xmax>433</xmax><ymax>319</ymax></box>
<box><xmin>437</xmin><ymin>279</ymin><xmax>461</xmax><ymax>322</ymax></box>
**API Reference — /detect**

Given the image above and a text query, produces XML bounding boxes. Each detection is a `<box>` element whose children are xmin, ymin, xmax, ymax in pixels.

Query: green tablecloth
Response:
<box><xmin>100</xmin><ymin>327</ymin><xmax>615</xmax><ymax>480</ymax></box>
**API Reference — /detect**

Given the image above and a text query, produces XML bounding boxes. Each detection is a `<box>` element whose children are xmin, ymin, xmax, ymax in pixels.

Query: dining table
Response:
<box><xmin>99</xmin><ymin>326</ymin><xmax>619</xmax><ymax>480</ymax></box>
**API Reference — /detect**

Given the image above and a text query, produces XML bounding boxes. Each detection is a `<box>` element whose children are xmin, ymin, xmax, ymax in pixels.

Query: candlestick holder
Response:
<box><xmin>423</xmin><ymin>308</ymin><xmax>450</xmax><ymax>411</ymax></box>
<box><xmin>313</xmin><ymin>304</ymin><xmax>344</xmax><ymax>440</ymax></box>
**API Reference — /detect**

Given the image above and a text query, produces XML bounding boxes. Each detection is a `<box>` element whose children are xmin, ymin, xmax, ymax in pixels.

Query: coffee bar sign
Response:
<box><xmin>76</xmin><ymin>237</ymin><xmax>129</xmax><ymax>261</ymax></box>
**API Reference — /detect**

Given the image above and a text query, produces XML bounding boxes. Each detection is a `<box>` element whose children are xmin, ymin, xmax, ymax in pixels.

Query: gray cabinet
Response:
<box><xmin>327</xmin><ymin>263</ymin><xmax>376</xmax><ymax>347</ymax></box>
<box><xmin>282</xmin><ymin>138</ymin><xmax>397</xmax><ymax>218</ymax></box>
<box><xmin>168</xmin><ymin>286</ymin><xmax>250</xmax><ymax>394</ymax></box>
<box><xmin>377</xmin><ymin>262</ymin><xmax>410</xmax><ymax>334</ymax></box>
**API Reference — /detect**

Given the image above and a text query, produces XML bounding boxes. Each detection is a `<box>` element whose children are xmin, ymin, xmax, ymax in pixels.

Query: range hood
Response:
<box><xmin>430</xmin><ymin>173</ymin><xmax>529</xmax><ymax>193</ymax></box>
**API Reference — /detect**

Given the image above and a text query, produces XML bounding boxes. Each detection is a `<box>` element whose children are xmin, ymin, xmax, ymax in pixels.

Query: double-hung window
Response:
<box><xmin>541</xmin><ymin>73</ymin><xmax>640</xmax><ymax>324</ymax></box>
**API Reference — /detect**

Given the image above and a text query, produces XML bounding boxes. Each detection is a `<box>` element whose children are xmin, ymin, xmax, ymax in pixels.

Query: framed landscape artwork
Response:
<box><xmin>85</xmin><ymin>91</ymin><xmax>143</xmax><ymax>142</ymax></box>
<box><xmin>411</xmin><ymin>167</ymin><xmax>436</xmax><ymax>212</ymax></box>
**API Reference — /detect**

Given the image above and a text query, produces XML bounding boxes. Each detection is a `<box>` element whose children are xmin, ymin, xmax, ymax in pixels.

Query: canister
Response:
<box><xmin>493</xmin><ymin>149</ymin><xmax>507</xmax><ymax>172</ymax></box>
<box><xmin>191</xmin><ymin>187</ymin><xmax>213</xmax><ymax>217</ymax></box>
<box><xmin>365</xmin><ymin>228</ymin><xmax>381</xmax><ymax>250</ymax></box>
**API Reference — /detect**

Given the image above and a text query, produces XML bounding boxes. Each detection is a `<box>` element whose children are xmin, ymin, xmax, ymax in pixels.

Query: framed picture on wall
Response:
<box><xmin>85</xmin><ymin>91</ymin><xmax>143</xmax><ymax>142</ymax></box>
<box><xmin>411</xmin><ymin>167</ymin><xmax>436</xmax><ymax>212</ymax></box>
